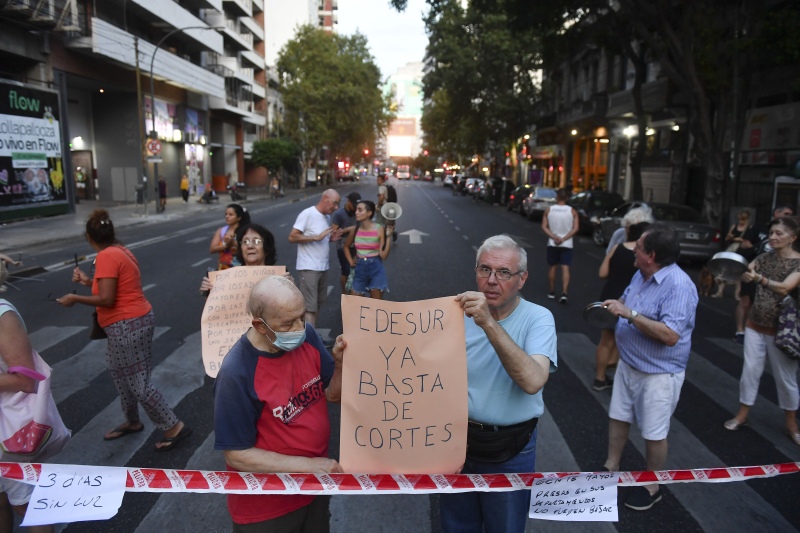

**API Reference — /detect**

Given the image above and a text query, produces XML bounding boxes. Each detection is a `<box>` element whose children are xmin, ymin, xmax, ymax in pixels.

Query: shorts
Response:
<box><xmin>351</xmin><ymin>256</ymin><xmax>388</xmax><ymax>294</ymax></box>
<box><xmin>296</xmin><ymin>270</ymin><xmax>328</xmax><ymax>314</ymax></box>
<box><xmin>608</xmin><ymin>359</ymin><xmax>685</xmax><ymax>441</ymax></box>
<box><xmin>336</xmin><ymin>248</ymin><xmax>351</xmax><ymax>277</ymax></box>
<box><xmin>739</xmin><ymin>280</ymin><xmax>755</xmax><ymax>301</ymax></box>
<box><xmin>0</xmin><ymin>477</ymin><xmax>34</xmax><ymax>506</ymax></box>
<box><xmin>546</xmin><ymin>246</ymin><xmax>573</xmax><ymax>266</ymax></box>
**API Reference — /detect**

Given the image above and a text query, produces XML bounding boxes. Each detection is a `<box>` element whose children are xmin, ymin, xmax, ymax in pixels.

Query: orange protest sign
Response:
<box><xmin>339</xmin><ymin>295</ymin><xmax>467</xmax><ymax>474</ymax></box>
<box><xmin>200</xmin><ymin>266</ymin><xmax>286</xmax><ymax>377</ymax></box>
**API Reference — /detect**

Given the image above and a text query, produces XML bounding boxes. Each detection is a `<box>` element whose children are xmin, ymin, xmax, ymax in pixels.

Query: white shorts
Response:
<box><xmin>608</xmin><ymin>359</ymin><xmax>685</xmax><ymax>441</ymax></box>
<box><xmin>0</xmin><ymin>477</ymin><xmax>34</xmax><ymax>506</ymax></box>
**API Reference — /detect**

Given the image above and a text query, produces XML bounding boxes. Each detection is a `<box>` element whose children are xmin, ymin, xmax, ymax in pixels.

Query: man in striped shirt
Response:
<box><xmin>601</xmin><ymin>222</ymin><xmax>698</xmax><ymax>511</ymax></box>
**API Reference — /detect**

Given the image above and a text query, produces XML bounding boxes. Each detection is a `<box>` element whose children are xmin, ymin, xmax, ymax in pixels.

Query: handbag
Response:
<box><xmin>89</xmin><ymin>311</ymin><xmax>107</xmax><ymax>339</ymax></box>
<box><xmin>775</xmin><ymin>294</ymin><xmax>800</xmax><ymax>360</ymax></box>
<box><xmin>0</xmin><ymin>350</ymin><xmax>71</xmax><ymax>460</ymax></box>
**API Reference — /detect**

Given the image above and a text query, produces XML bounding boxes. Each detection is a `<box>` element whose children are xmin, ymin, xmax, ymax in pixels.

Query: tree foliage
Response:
<box><xmin>250</xmin><ymin>138</ymin><xmax>300</xmax><ymax>177</ymax></box>
<box><xmin>276</xmin><ymin>26</ymin><xmax>394</xmax><ymax>182</ymax></box>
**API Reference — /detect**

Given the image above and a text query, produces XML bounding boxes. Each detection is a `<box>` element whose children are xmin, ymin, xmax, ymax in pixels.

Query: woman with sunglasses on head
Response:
<box><xmin>209</xmin><ymin>203</ymin><xmax>251</xmax><ymax>270</ymax></box>
<box><xmin>200</xmin><ymin>224</ymin><xmax>277</xmax><ymax>295</ymax></box>
<box><xmin>343</xmin><ymin>200</ymin><xmax>393</xmax><ymax>299</ymax></box>
<box><xmin>56</xmin><ymin>209</ymin><xmax>191</xmax><ymax>451</ymax></box>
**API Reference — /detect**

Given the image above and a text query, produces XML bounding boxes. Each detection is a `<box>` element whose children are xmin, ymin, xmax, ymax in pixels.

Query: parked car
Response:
<box><xmin>568</xmin><ymin>190</ymin><xmax>625</xmax><ymax>233</ymax></box>
<box><xmin>507</xmin><ymin>184</ymin><xmax>533</xmax><ymax>214</ymax></box>
<box><xmin>595</xmin><ymin>202</ymin><xmax>722</xmax><ymax>261</ymax></box>
<box><xmin>522</xmin><ymin>187</ymin><xmax>558</xmax><ymax>220</ymax></box>
<box><xmin>481</xmin><ymin>177</ymin><xmax>513</xmax><ymax>204</ymax></box>
<box><xmin>443</xmin><ymin>175</ymin><xmax>453</xmax><ymax>187</ymax></box>
<box><xmin>463</xmin><ymin>177</ymin><xmax>482</xmax><ymax>197</ymax></box>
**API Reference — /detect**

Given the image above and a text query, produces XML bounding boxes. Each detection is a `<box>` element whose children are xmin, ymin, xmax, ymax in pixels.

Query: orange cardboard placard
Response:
<box><xmin>200</xmin><ymin>265</ymin><xmax>286</xmax><ymax>377</ymax></box>
<box><xmin>340</xmin><ymin>294</ymin><xmax>467</xmax><ymax>474</ymax></box>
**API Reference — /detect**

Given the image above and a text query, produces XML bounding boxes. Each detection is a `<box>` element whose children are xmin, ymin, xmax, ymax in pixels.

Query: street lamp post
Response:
<box><xmin>148</xmin><ymin>26</ymin><xmax>222</xmax><ymax>213</ymax></box>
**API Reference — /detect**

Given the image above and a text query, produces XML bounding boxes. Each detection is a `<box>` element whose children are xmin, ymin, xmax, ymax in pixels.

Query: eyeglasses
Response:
<box><xmin>475</xmin><ymin>267</ymin><xmax>521</xmax><ymax>281</ymax></box>
<box><xmin>241</xmin><ymin>238</ymin><xmax>263</xmax><ymax>246</ymax></box>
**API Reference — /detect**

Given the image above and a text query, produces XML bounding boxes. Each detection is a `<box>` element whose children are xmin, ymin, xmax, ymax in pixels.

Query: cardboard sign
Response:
<box><xmin>529</xmin><ymin>473</ymin><xmax>618</xmax><ymax>521</ymax></box>
<box><xmin>201</xmin><ymin>265</ymin><xmax>286</xmax><ymax>377</ymax></box>
<box><xmin>340</xmin><ymin>295</ymin><xmax>467</xmax><ymax>474</ymax></box>
<box><xmin>21</xmin><ymin>464</ymin><xmax>127</xmax><ymax>526</ymax></box>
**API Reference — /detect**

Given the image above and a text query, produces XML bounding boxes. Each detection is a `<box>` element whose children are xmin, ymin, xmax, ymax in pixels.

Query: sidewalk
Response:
<box><xmin>0</xmin><ymin>186</ymin><xmax>312</xmax><ymax>257</ymax></box>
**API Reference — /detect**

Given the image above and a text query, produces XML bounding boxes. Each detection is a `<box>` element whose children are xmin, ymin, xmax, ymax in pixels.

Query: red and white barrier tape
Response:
<box><xmin>2</xmin><ymin>462</ymin><xmax>798</xmax><ymax>495</ymax></box>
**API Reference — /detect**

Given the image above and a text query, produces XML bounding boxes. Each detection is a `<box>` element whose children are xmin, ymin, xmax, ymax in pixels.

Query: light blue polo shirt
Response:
<box><xmin>465</xmin><ymin>298</ymin><xmax>557</xmax><ymax>426</ymax></box>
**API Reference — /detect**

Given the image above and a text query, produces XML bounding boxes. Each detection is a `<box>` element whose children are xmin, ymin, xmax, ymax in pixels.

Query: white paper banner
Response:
<box><xmin>529</xmin><ymin>472</ymin><xmax>618</xmax><ymax>521</ymax></box>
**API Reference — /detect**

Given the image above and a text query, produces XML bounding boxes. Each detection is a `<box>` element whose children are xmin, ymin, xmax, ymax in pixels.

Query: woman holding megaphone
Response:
<box><xmin>344</xmin><ymin>200</ymin><xmax>393</xmax><ymax>299</ymax></box>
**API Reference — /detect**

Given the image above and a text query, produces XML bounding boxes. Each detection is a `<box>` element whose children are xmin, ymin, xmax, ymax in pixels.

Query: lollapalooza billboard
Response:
<box><xmin>0</xmin><ymin>79</ymin><xmax>67</xmax><ymax>213</ymax></box>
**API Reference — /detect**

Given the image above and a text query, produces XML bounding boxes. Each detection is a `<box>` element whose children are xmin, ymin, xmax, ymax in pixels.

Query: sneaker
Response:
<box><xmin>559</xmin><ymin>294</ymin><xmax>568</xmax><ymax>304</ymax></box>
<box><xmin>547</xmin><ymin>292</ymin><xmax>555</xmax><ymax>300</ymax></box>
<box><xmin>625</xmin><ymin>486</ymin><xmax>662</xmax><ymax>511</ymax></box>
<box><xmin>733</xmin><ymin>332</ymin><xmax>744</xmax><ymax>345</ymax></box>
<box><xmin>592</xmin><ymin>377</ymin><xmax>613</xmax><ymax>391</ymax></box>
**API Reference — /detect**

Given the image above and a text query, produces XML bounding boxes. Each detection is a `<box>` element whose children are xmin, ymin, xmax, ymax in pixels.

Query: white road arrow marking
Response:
<box><xmin>399</xmin><ymin>229</ymin><xmax>429</xmax><ymax>244</ymax></box>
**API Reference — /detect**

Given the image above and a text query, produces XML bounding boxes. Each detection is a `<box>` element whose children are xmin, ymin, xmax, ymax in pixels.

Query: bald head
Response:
<box><xmin>249</xmin><ymin>276</ymin><xmax>303</xmax><ymax>320</ymax></box>
<box><xmin>317</xmin><ymin>189</ymin><xmax>340</xmax><ymax>215</ymax></box>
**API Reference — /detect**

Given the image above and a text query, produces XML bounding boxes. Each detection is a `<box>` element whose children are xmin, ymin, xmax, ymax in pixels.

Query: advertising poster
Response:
<box><xmin>0</xmin><ymin>80</ymin><xmax>67</xmax><ymax>210</ymax></box>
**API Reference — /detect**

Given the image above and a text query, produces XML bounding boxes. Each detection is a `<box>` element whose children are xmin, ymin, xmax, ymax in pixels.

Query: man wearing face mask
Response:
<box><xmin>214</xmin><ymin>276</ymin><xmax>345</xmax><ymax>532</ymax></box>
<box><xmin>331</xmin><ymin>191</ymin><xmax>361</xmax><ymax>292</ymax></box>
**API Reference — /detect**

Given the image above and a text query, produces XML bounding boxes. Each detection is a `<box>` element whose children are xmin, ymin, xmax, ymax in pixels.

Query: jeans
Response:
<box><xmin>351</xmin><ymin>256</ymin><xmax>388</xmax><ymax>294</ymax></box>
<box><xmin>440</xmin><ymin>429</ymin><xmax>537</xmax><ymax>533</ymax></box>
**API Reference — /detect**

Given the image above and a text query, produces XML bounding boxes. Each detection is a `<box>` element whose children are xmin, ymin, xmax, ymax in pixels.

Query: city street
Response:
<box><xmin>5</xmin><ymin>176</ymin><xmax>799</xmax><ymax>532</ymax></box>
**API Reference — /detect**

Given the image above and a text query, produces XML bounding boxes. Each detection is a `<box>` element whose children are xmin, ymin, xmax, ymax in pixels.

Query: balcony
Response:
<box><xmin>240</xmin><ymin>49</ymin><xmax>265</xmax><ymax>70</ymax></box>
<box><xmin>223</xmin><ymin>0</ymin><xmax>252</xmax><ymax>17</ymax></box>
<box><xmin>67</xmin><ymin>18</ymin><xmax>225</xmax><ymax>99</ymax></box>
<box><xmin>555</xmin><ymin>94</ymin><xmax>608</xmax><ymax>126</ymax></box>
<box><xmin>252</xmin><ymin>0</ymin><xmax>263</xmax><ymax>12</ymax></box>
<box><xmin>606</xmin><ymin>78</ymin><xmax>670</xmax><ymax>118</ymax></box>
<box><xmin>240</xmin><ymin>16</ymin><xmax>264</xmax><ymax>41</ymax></box>
<box><xmin>125</xmin><ymin>0</ymin><xmax>223</xmax><ymax>54</ymax></box>
<box><xmin>204</xmin><ymin>12</ymin><xmax>252</xmax><ymax>50</ymax></box>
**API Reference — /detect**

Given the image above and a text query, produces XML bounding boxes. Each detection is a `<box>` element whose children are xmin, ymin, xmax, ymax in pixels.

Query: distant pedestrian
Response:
<box><xmin>180</xmin><ymin>175</ymin><xmax>189</xmax><ymax>203</ymax></box>
<box><xmin>343</xmin><ymin>200</ymin><xmax>393</xmax><ymax>299</ymax></box>
<box><xmin>209</xmin><ymin>204</ymin><xmax>250</xmax><ymax>270</ymax></box>
<box><xmin>713</xmin><ymin>209</ymin><xmax>751</xmax><ymax>299</ymax></box>
<box><xmin>288</xmin><ymin>189</ymin><xmax>341</xmax><ymax>327</ymax></box>
<box><xmin>601</xmin><ymin>223</ymin><xmax>698</xmax><ymax>511</ymax></box>
<box><xmin>376</xmin><ymin>174</ymin><xmax>398</xmax><ymax>244</ymax></box>
<box><xmin>270</xmin><ymin>176</ymin><xmax>281</xmax><ymax>200</ymax></box>
<box><xmin>330</xmin><ymin>192</ymin><xmax>361</xmax><ymax>293</ymax></box>
<box><xmin>157</xmin><ymin>176</ymin><xmax>167</xmax><ymax>211</ymax></box>
<box><xmin>56</xmin><ymin>209</ymin><xmax>191</xmax><ymax>451</ymax></box>
<box><xmin>541</xmin><ymin>188</ymin><xmax>579</xmax><ymax>303</ymax></box>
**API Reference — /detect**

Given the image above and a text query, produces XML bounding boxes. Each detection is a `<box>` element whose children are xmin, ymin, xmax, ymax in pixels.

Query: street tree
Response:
<box><xmin>250</xmin><ymin>138</ymin><xmax>301</xmax><ymax>184</ymax></box>
<box><xmin>277</xmin><ymin>25</ymin><xmax>393</xmax><ymax>186</ymax></box>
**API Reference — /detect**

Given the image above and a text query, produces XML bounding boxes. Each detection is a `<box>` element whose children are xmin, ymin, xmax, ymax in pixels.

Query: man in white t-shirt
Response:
<box><xmin>288</xmin><ymin>189</ymin><xmax>341</xmax><ymax>327</ymax></box>
<box><xmin>541</xmin><ymin>188</ymin><xmax>579</xmax><ymax>303</ymax></box>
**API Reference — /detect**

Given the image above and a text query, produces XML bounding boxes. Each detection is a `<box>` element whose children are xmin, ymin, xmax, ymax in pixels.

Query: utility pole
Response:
<box><xmin>134</xmin><ymin>36</ymin><xmax>148</xmax><ymax>216</ymax></box>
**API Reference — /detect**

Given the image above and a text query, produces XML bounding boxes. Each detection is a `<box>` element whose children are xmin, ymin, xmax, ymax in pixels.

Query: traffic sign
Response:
<box><xmin>146</xmin><ymin>139</ymin><xmax>162</xmax><ymax>155</ymax></box>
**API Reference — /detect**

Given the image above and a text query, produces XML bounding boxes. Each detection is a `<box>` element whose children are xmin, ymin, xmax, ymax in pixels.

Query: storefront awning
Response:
<box><xmin>531</xmin><ymin>145</ymin><xmax>564</xmax><ymax>159</ymax></box>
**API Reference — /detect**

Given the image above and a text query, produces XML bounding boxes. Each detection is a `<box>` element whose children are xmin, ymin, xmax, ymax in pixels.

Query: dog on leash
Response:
<box><xmin>698</xmin><ymin>266</ymin><xmax>715</xmax><ymax>296</ymax></box>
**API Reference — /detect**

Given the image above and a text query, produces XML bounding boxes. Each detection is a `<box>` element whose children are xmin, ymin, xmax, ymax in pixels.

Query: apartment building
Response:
<box><xmin>263</xmin><ymin>0</ymin><xmax>337</xmax><ymax>68</ymax></box>
<box><xmin>0</xmin><ymin>0</ymin><xmax>269</xmax><ymax>214</ymax></box>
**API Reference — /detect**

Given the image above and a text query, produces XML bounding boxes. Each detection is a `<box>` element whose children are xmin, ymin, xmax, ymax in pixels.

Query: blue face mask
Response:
<box><xmin>260</xmin><ymin>319</ymin><xmax>306</xmax><ymax>351</ymax></box>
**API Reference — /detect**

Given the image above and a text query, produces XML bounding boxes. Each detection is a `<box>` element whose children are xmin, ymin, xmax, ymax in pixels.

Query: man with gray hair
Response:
<box><xmin>288</xmin><ymin>188</ymin><xmax>342</xmax><ymax>327</ymax></box>
<box><xmin>214</xmin><ymin>276</ymin><xmax>345</xmax><ymax>531</ymax></box>
<box><xmin>606</xmin><ymin>205</ymin><xmax>654</xmax><ymax>254</ymax></box>
<box><xmin>439</xmin><ymin>235</ymin><xmax>558</xmax><ymax>533</ymax></box>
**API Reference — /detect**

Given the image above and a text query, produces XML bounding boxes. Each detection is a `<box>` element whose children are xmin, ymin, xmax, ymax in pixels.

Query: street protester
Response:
<box><xmin>214</xmin><ymin>276</ymin><xmax>344</xmax><ymax>532</ymax></box>
<box><xmin>343</xmin><ymin>200</ymin><xmax>393</xmax><ymax>299</ymax></box>
<box><xmin>593</xmin><ymin>221</ymin><xmax>651</xmax><ymax>391</ymax></box>
<box><xmin>713</xmin><ymin>209</ymin><xmax>752</xmax><ymax>299</ymax></box>
<box><xmin>288</xmin><ymin>189</ymin><xmax>342</xmax><ymax>327</ymax></box>
<box><xmin>724</xmin><ymin>216</ymin><xmax>800</xmax><ymax>445</ymax></box>
<box><xmin>56</xmin><ymin>209</ymin><xmax>191</xmax><ymax>451</ymax></box>
<box><xmin>541</xmin><ymin>188</ymin><xmax>579</xmax><ymax>303</ymax></box>
<box><xmin>209</xmin><ymin>204</ymin><xmax>251</xmax><ymax>270</ymax></box>
<box><xmin>601</xmin><ymin>222</ymin><xmax>698</xmax><ymax>511</ymax></box>
<box><xmin>733</xmin><ymin>205</ymin><xmax>795</xmax><ymax>344</ymax></box>
<box><xmin>330</xmin><ymin>191</ymin><xmax>361</xmax><ymax>293</ymax></box>
<box><xmin>605</xmin><ymin>205</ymin><xmax>653</xmax><ymax>255</ymax></box>
<box><xmin>439</xmin><ymin>235</ymin><xmax>557</xmax><ymax>533</ymax></box>
<box><xmin>199</xmin><ymin>223</ymin><xmax>278</xmax><ymax>295</ymax></box>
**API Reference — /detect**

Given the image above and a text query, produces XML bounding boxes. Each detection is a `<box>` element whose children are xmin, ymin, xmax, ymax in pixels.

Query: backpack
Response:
<box><xmin>385</xmin><ymin>184</ymin><xmax>397</xmax><ymax>204</ymax></box>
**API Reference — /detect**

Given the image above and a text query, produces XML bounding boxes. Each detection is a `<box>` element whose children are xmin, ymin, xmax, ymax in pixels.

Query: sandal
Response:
<box><xmin>155</xmin><ymin>425</ymin><xmax>193</xmax><ymax>452</ymax></box>
<box><xmin>786</xmin><ymin>429</ymin><xmax>800</xmax><ymax>446</ymax></box>
<box><xmin>104</xmin><ymin>423</ymin><xmax>144</xmax><ymax>441</ymax></box>
<box><xmin>723</xmin><ymin>418</ymin><xmax>748</xmax><ymax>431</ymax></box>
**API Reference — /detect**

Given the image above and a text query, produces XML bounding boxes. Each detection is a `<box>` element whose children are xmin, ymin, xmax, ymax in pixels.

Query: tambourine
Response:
<box><xmin>583</xmin><ymin>302</ymin><xmax>618</xmax><ymax>329</ymax></box>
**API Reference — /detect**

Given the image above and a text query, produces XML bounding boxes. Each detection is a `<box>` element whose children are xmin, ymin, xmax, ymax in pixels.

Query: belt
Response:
<box><xmin>468</xmin><ymin>417</ymin><xmax>538</xmax><ymax>433</ymax></box>
<box><xmin>357</xmin><ymin>256</ymin><xmax>379</xmax><ymax>261</ymax></box>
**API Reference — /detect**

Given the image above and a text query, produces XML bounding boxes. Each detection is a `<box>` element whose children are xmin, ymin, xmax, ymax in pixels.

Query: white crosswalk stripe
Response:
<box><xmin>21</xmin><ymin>326</ymin><xmax>799</xmax><ymax>532</ymax></box>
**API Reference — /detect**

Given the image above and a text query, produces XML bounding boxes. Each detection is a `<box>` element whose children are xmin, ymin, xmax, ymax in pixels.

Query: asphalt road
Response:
<box><xmin>5</xmin><ymin>177</ymin><xmax>799</xmax><ymax>532</ymax></box>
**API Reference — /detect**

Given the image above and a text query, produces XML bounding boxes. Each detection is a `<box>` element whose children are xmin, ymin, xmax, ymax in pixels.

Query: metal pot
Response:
<box><xmin>707</xmin><ymin>251</ymin><xmax>749</xmax><ymax>282</ymax></box>
<box><xmin>583</xmin><ymin>302</ymin><xmax>618</xmax><ymax>329</ymax></box>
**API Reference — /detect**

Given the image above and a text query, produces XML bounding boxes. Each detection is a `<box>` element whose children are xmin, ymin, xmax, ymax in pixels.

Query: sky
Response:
<box><xmin>337</xmin><ymin>0</ymin><xmax>429</xmax><ymax>79</ymax></box>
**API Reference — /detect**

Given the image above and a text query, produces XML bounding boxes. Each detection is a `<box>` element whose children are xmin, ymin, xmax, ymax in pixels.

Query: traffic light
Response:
<box><xmin>423</xmin><ymin>150</ymin><xmax>428</xmax><ymax>156</ymax></box>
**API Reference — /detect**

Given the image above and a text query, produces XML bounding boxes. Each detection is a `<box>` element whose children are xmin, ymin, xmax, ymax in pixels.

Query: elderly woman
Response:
<box><xmin>724</xmin><ymin>216</ymin><xmax>800</xmax><ymax>445</ymax></box>
<box><xmin>200</xmin><ymin>223</ymin><xmax>278</xmax><ymax>294</ymax></box>
<box><xmin>605</xmin><ymin>205</ymin><xmax>654</xmax><ymax>254</ymax></box>
<box><xmin>57</xmin><ymin>209</ymin><xmax>191</xmax><ymax>451</ymax></box>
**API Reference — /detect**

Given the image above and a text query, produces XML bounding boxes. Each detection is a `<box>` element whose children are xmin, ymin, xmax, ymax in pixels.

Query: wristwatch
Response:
<box><xmin>628</xmin><ymin>310</ymin><xmax>639</xmax><ymax>324</ymax></box>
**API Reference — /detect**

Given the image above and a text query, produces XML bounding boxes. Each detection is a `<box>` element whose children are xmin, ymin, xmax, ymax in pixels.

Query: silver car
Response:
<box><xmin>521</xmin><ymin>187</ymin><xmax>558</xmax><ymax>220</ymax></box>
<box><xmin>595</xmin><ymin>202</ymin><xmax>722</xmax><ymax>261</ymax></box>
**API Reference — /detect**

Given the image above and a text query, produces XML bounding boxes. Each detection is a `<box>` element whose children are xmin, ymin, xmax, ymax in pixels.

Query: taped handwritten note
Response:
<box><xmin>21</xmin><ymin>464</ymin><xmax>126</xmax><ymax>526</ymax></box>
<box><xmin>529</xmin><ymin>473</ymin><xmax>618</xmax><ymax>521</ymax></box>
<box><xmin>201</xmin><ymin>265</ymin><xmax>286</xmax><ymax>377</ymax></box>
<box><xmin>340</xmin><ymin>295</ymin><xmax>467</xmax><ymax>474</ymax></box>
